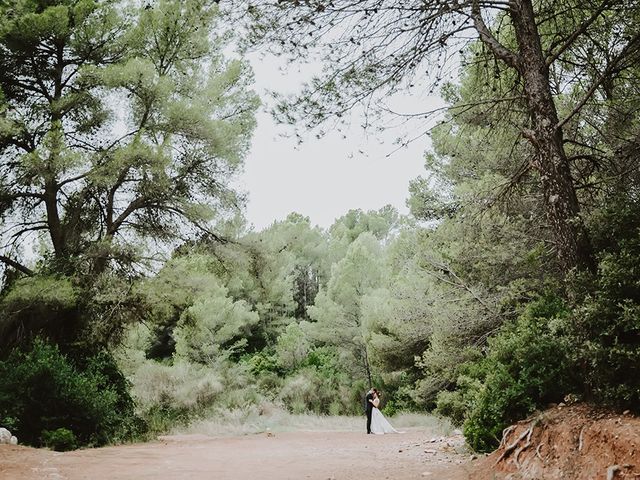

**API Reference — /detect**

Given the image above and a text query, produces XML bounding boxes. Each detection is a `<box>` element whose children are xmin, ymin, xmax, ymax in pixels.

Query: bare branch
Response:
<box><xmin>559</xmin><ymin>31</ymin><xmax>640</xmax><ymax>129</ymax></box>
<box><xmin>470</xmin><ymin>0</ymin><xmax>522</xmax><ymax>70</ymax></box>
<box><xmin>545</xmin><ymin>0</ymin><xmax>612</xmax><ymax>67</ymax></box>
<box><xmin>0</xmin><ymin>255</ymin><xmax>34</xmax><ymax>276</ymax></box>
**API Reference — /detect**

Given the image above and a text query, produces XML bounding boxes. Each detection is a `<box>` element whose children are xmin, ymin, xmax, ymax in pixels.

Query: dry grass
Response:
<box><xmin>174</xmin><ymin>404</ymin><xmax>454</xmax><ymax>438</ymax></box>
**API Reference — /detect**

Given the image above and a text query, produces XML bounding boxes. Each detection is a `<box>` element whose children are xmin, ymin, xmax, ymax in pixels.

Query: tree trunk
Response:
<box><xmin>44</xmin><ymin>178</ymin><xmax>65</xmax><ymax>258</ymax></box>
<box><xmin>363</xmin><ymin>345</ymin><xmax>373</xmax><ymax>389</ymax></box>
<box><xmin>510</xmin><ymin>0</ymin><xmax>594</xmax><ymax>273</ymax></box>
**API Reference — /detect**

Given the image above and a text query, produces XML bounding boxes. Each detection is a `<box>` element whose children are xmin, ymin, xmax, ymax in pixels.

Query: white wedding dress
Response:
<box><xmin>370</xmin><ymin>398</ymin><xmax>399</xmax><ymax>434</ymax></box>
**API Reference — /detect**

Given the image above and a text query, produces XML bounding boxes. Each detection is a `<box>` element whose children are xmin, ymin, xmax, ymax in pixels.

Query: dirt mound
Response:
<box><xmin>474</xmin><ymin>404</ymin><xmax>640</xmax><ymax>479</ymax></box>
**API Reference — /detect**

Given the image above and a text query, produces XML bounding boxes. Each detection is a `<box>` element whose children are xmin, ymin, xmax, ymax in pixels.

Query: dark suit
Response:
<box><xmin>365</xmin><ymin>391</ymin><xmax>374</xmax><ymax>434</ymax></box>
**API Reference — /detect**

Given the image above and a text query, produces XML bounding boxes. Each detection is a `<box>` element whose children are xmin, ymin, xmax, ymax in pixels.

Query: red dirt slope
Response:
<box><xmin>474</xmin><ymin>404</ymin><xmax>640</xmax><ymax>479</ymax></box>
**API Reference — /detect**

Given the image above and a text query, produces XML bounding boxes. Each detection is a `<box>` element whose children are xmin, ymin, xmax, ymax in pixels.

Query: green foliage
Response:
<box><xmin>0</xmin><ymin>0</ymin><xmax>258</xmax><ymax>346</ymax></box>
<box><xmin>42</xmin><ymin>428</ymin><xmax>78</xmax><ymax>452</ymax></box>
<box><xmin>435</xmin><ymin>376</ymin><xmax>482</xmax><ymax>427</ymax></box>
<box><xmin>173</xmin><ymin>281</ymin><xmax>259</xmax><ymax>363</ymax></box>
<box><xmin>277</xmin><ymin>355</ymin><xmax>363</xmax><ymax>416</ymax></box>
<box><xmin>0</xmin><ymin>275</ymin><xmax>79</xmax><ymax>345</ymax></box>
<box><xmin>307</xmin><ymin>232</ymin><xmax>385</xmax><ymax>382</ymax></box>
<box><xmin>246</xmin><ymin>351</ymin><xmax>280</xmax><ymax>376</ymax></box>
<box><xmin>460</xmin><ymin>297</ymin><xmax>574</xmax><ymax>452</ymax></box>
<box><xmin>275</xmin><ymin>323</ymin><xmax>311</xmax><ymax>371</ymax></box>
<box><xmin>0</xmin><ymin>339</ymin><xmax>141</xmax><ymax>448</ymax></box>
<box><xmin>568</xmin><ymin>196</ymin><xmax>640</xmax><ymax>410</ymax></box>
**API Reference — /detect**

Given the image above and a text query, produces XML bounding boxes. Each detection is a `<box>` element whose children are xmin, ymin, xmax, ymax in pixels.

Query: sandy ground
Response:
<box><xmin>0</xmin><ymin>429</ymin><xmax>475</xmax><ymax>480</ymax></box>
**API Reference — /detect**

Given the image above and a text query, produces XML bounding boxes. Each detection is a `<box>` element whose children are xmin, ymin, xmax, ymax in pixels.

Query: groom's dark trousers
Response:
<box><xmin>365</xmin><ymin>392</ymin><xmax>374</xmax><ymax>434</ymax></box>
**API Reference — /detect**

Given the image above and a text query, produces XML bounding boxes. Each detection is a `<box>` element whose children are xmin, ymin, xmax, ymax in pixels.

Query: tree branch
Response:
<box><xmin>545</xmin><ymin>0</ymin><xmax>611</xmax><ymax>67</ymax></box>
<box><xmin>0</xmin><ymin>255</ymin><xmax>34</xmax><ymax>276</ymax></box>
<box><xmin>470</xmin><ymin>0</ymin><xmax>522</xmax><ymax>71</ymax></box>
<box><xmin>558</xmin><ymin>31</ymin><xmax>640</xmax><ymax>129</ymax></box>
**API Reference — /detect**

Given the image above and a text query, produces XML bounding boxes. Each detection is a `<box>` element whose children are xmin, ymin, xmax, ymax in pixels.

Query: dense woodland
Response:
<box><xmin>1</xmin><ymin>0</ymin><xmax>639</xmax><ymax>453</ymax></box>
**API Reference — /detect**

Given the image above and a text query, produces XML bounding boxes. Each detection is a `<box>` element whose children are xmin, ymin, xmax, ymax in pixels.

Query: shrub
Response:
<box><xmin>460</xmin><ymin>296</ymin><xmax>575</xmax><ymax>452</ymax></box>
<box><xmin>435</xmin><ymin>375</ymin><xmax>482</xmax><ymax>427</ymax></box>
<box><xmin>42</xmin><ymin>428</ymin><xmax>78</xmax><ymax>452</ymax></box>
<box><xmin>567</xmin><ymin>195</ymin><xmax>640</xmax><ymax>410</ymax></box>
<box><xmin>0</xmin><ymin>339</ymin><xmax>141</xmax><ymax>448</ymax></box>
<box><xmin>278</xmin><ymin>368</ymin><xmax>335</xmax><ymax>414</ymax></box>
<box><xmin>568</xmin><ymin>252</ymin><xmax>640</xmax><ymax>410</ymax></box>
<box><xmin>275</xmin><ymin>323</ymin><xmax>311</xmax><ymax>371</ymax></box>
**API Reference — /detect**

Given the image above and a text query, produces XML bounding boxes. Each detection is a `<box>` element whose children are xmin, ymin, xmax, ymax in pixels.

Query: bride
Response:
<box><xmin>369</xmin><ymin>389</ymin><xmax>400</xmax><ymax>434</ymax></box>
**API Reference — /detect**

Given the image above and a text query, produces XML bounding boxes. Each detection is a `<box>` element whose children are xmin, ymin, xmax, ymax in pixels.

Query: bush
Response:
<box><xmin>0</xmin><ymin>339</ymin><xmax>141</xmax><ymax>448</ymax></box>
<box><xmin>278</xmin><ymin>367</ymin><xmax>337</xmax><ymax>414</ymax></box>
<box><xmin>568</xmin><ymin>253</ymin><xmax>640</xmax><ymax>409</ymax></box>
<box><xmin>42</xmin><ymin>428</ymin><xmax>78</xmax><ymax>451</ymax></box>
<box><xmin>460</xmin><ymin>296</ymin><xmax>575</xmax><ymax>452</ymax></box>
<box><xmin>570</xmin><ymin>195</ymin><xmax>640</xmax><ymax>409</ymax></box>
<box><xmin>128</xmin><ymin>359</ymin><xmax>225</xmax><ymax>433</ymax></box>
<box><xmin>435</xmin><ymin>375</ymin><xmax>482</xmax><ymax>427</ymax></box>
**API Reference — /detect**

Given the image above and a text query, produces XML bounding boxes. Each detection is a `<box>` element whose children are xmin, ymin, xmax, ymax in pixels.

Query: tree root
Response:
<box><xmin>513</xmin><ymin>421</ymin><xmax>536</xmax><ymax>468</ymax></box>
<box><xmin>495</xmin><ymin>418</ymin><xmax>540</xmax><ymax>467</ymax></box>
<box><xmin>535</xmin><ymin>442</ymin><xmax>544</xmax><ymax>461</ymax></box>
<box><xmin>607</xmin><ymin>464</ymin><xmax>620</xmax><ymax>480</ymax></box>
<box><xmin>500</xmin><ymin>425</ymin><xmax>516</xmax><ymax>448</ymax></box>
<box><xmin>578</xmin><ymin>425</ymin><xmax>586</xmax><ymax>452</ymax></box>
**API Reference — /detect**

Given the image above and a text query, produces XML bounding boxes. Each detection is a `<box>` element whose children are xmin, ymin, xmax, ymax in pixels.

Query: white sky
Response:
<box><xmin>237</xmin><ymin>54</ymin><xmax>445</xmax><ymax>230</ymax></box>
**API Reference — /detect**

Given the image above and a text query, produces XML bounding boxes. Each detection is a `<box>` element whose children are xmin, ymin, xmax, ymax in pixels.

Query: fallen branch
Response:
<box><xmin>0</xmin><ymin>255</ymin><xmax>34</xmax><ymax>276</ymax></box>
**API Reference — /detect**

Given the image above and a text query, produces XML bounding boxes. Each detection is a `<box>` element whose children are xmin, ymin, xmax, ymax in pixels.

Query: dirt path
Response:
<box><xmin>1</xmin><ymin>429</ymin><xmax>474</xmax><ymax>480</ymax></box>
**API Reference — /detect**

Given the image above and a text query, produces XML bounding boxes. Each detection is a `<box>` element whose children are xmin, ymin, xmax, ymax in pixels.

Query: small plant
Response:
<box><xmin>42</xmin><ymin>428</ymin><xmax>78</xmax><ymax>452</ymax></box>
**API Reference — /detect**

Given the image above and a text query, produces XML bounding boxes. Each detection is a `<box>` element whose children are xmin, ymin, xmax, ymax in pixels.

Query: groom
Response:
<box><xmin>364</xmin><ymin>388</ymin><xmax>374</xmax><ymax>434</ymax></box>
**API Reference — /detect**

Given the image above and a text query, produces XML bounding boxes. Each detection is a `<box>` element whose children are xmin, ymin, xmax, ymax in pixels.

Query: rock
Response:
<box><xmin>453</xmin><ymin>429</ymin><xmax>463</xmax><ymax>436</ymax></box>
<box><xmin>10</xmin><ymin>436</ymin><xmax>17</xmax><ymax>445</ymax></box>
<box><xmin>558</xmin><ymin>402</ymin><xmax>566</xmax><ymax>408</ymax></box>
<box><xmin>470</xmin><ymin>454</ymin><xmax>478</xmax><ymax>460</ymax></box>
<box><xmin>623</xmin><ymin>410</ymin><xmax>631</xmax><ymax>415</ymax></box>
<box><xmin>424</xmin><ymin>449</ymin><xmax>437</xmax><ymax>454</ymax></box>
<box><xmin>421</xmin><ymin>472</ymin><xmax>432</xmax><ymax>477</ymax></box>
<box><xmin>0</xmin><ymin>428</ymin><xmax>11</xmax><ymax>444</ymax></box>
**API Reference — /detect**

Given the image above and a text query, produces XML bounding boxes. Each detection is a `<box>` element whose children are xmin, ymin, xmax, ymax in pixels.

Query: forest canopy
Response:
<box><xmin>1</xmin><ymin>0</ymin><xmax>639</xmax><ymax>454</ymax></box>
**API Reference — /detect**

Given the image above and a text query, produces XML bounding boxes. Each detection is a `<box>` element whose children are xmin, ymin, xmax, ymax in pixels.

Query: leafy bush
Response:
<box><xmin>0</xmin><ymin>339</ymin><xmax>142</xmax><ymax>448</ymax></box>
<box><xmin>278</xmin><ymin>367</ymin><xmax>339</xmax><ymax>414</ymax></box>
<box><xmin>460</xmin><ymin>296</ymin><xmax>575</xmax><ymax>452</ymax></box>
<box><xmin>435</xmin><ymin>375</ymin><xmax>482</xmax><ymax>427</ymax></box>
<box><xmin>275</xmin><ymin>323</ymin><xmax>311</xmax><ymax>371</ymax></box>
<box><xmin>245</xmin><ymin>351</ymin><xmax>280</xmax><ymax>375</ymax></box>
<box><xmin>42</xmin><ymin>428</ymin><xmax>78</xmax><ymax>451</ymax></box>
<box><xmin>567</xmin><ymin>197</ymin><xmax>640</xmax><ymax>410</ymax></box>
<box><xmin>381</xmin><ymin>399</ymin><xmax>399</xmax><ymax>417</ymax></box>
<box><xmin>128</xmin><ymin>359</ymin><xmax>225</xmax><ymax>433</ymax></box>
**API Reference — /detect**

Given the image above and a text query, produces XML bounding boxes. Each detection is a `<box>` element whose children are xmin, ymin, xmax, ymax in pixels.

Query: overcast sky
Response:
<box><xmin>237</xmin><ymin>54</ymin><xmax>445</xmax><ymax>230</ymax></box>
